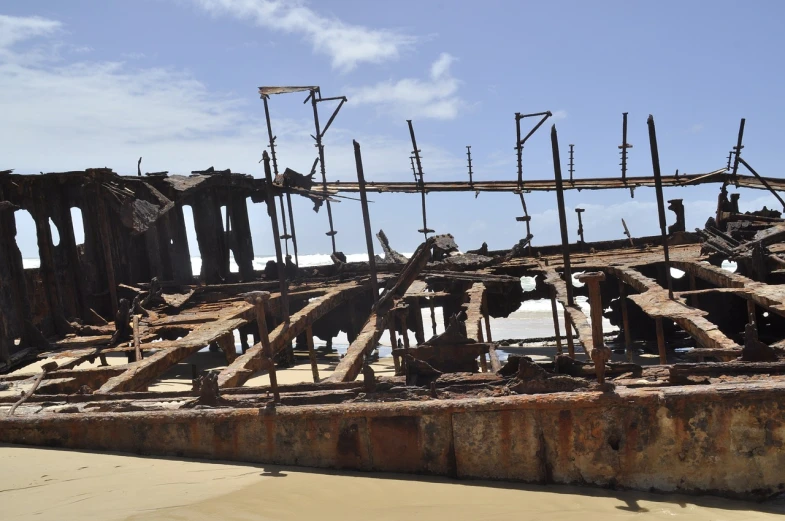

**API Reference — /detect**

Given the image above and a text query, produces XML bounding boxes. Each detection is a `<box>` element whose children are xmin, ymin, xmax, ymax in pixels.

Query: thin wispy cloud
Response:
<box><xmin>188</xmin><ymin>0</ymin><xmax>417</xmax><ymax>71</ymax></box>
<box><xmin>0</xmin><ymin>14</ymin><xmax>61</xmax><ymax>50</ymax></box>
<box><xmin>349</xmin><ymin>53</ymin><xmax>463</xmax><ymax>120</ymax></box>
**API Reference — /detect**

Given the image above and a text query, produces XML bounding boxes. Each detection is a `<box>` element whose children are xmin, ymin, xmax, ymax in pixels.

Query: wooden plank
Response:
<box><xmin>216</xmin><ymin>282</ymin><xmax>367</xmax><ymax>388</ymax></box>
<box><xmin>328</xmin><ymin>239</ymin><xmax>434</xmax><ymax>383</ymax></box>
<box><xmin>542</xmin><ymin>269</ymin><xmax>596</xmax><ymax>361</ymax></box>
<box><xmin>609</xmin><ymin>266</ymin><xmax>743</xmax><ymax>354</ymax></box>
<box><xmin>97</xmin><ymin>302</ymin><xmax>252</xmax><ymax>393</ymax></box>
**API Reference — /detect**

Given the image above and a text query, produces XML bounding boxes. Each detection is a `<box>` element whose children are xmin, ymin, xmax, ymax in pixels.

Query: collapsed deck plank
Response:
<box><xmin>672</xmin><ymin>260</ymin><xmax>785</xmax><ymax>319</ymax></box>
<box><xmin>217</xmin><ymin>282</ymin><xmax>368</xmax><ymax>389</ymax></box>
<box><xmin>464</xmin><ymin>283</ymin><xmax>485</xmax><ymax>343</ymax></box>
<box><xmin>542</xmin><ymin>269</ymin><xmax>596</xmax><ymax>360</ymax></box>
<box><xmin>462</xmin><ymin>283</ymin><xmax>501</xmax><ymax>372</ymax></box>
<box><xmin>329</xmin><ymin>239</ymin><xmax>435</xmax><ymax>383</ymax></box>
<box><xmin>97</xmin><ymin>302</ymin><xmax>253</xmax><ymax>393</ymax></box>
<box><xmin>608</xmin><ymin>266</ymin><xmax>742</xmax><ymax>353</ymax></box>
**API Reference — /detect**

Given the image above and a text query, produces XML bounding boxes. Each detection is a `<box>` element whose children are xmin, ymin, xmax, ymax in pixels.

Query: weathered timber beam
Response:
<box><xmin>608</xmin><ymin>266</ymin><xmax>742</xmax><ymax>354</ymax></box>
<box><xmin>463</xmin><ymin>283</ymin><xmax>485</xmax><ymax>343</ymax></box>
<box><xmin>542</xmin><ymin>269</ymin><xmax>596</xmax><ymax>362</ymax></box>
<box><xmin>97</xmin><ymin>302</ymin><xmax>252</xmax><ymax>393</ymax></box>
<box><xmin>671</xmin><ymin>260</ymin><xmax>785</xmax><ymax>319</ymax></box>
<box><xmin>217</xmin><ymin>282</ymin><xmax>367</xmax><ymax>388</ymax></box>
<box><xmin>670</xmin><ymin>360</ymin><xmax>785</xmax><ymax>378</ymax></box>
<box><xmin>461</xmin><ymin>282</ymin><xmax>501</xmax><ymax>372</ymax></box>
<box><xmin>328</xmin><ymin>241</ymin><xmax>435</xmax><ymax>383</ymax></box>
<box><xmin>326</xmin><ymin>310</ymin><xmax>387</xmax><ymax>383</ymax></box>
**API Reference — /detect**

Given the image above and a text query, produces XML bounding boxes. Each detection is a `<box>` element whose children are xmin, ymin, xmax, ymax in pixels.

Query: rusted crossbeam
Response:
<box><xmin>608</xmin><ymin>266</ymin><xmax>742</xmax><ymax>356</ymax></box>
<box><xmin>97</xmin><ymin>302</ymin><xmax>253</xmax><ymax>393</ymax></box>
<box><xmin>328</xmin><ymin>239</ymin><xmax>435</xmax><ymax>383</ymax></box>
<box><xmin>217</xmin><ymin>281</ymin><xmax>368</xmax><ymax>388</ymax></box>
<box><xmin>542</xmin><ymin>269</ymin><xmax>608</xmax><ymax>379</ymax></box>
<box><xmin>316</xmin><ymin>169</ymin><xmax>785</xmax><ymax>194</ymax></box>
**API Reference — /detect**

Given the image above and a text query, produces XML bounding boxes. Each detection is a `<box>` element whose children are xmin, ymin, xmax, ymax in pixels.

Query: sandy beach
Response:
<box><xmin>1</xmin><ymin>445</ymin><xmax>782</xmax><ymax>521</ymax></box>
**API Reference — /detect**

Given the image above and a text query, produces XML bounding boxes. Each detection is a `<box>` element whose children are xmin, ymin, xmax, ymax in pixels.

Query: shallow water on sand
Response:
<box><xmin>1</xmin><ymin>446</ymin><xmax>781</xmax><ymax>521</ymax></box>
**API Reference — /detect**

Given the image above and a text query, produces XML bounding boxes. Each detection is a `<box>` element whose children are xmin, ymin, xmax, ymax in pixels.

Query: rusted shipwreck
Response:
<box><xmin>2</xmin><ymin>100</ymin><xmax>785</xmax><ymax>499</ymax></box>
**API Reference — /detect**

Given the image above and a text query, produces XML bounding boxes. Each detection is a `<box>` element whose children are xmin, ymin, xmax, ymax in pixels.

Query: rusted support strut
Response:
<box><xmin>575</xmin><ymin>272</ymin><xmax>611</xmax><ymax>384</ymax></box>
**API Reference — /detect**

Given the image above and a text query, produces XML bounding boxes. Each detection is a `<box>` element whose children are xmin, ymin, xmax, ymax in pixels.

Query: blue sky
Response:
<box><xmin>2</xmin><ymin>1</ymin><xmax>784</xmax><ymax>258</ymax></box>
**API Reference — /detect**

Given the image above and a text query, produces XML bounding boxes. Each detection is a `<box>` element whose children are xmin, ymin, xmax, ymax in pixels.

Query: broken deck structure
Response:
<box><xmin>2</xmin><ymin>102</ymin><xmax>785</xmax><ymax>499</ymax></box>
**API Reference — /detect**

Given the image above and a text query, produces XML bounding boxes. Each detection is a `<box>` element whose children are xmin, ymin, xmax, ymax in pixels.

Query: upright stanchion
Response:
<box><xmin>262</xmin><ymin>151</ymin><xmax>290</xmax><ymax>325</ymax></box>
<box><xmin>407</xmin><ymin>120</ymin><xmax>434</xmax><ymax>241</ymax></box>
<box><xmin>551</xmin><ymin>125</ymin><xmax>575</xmax><ymax>307</ymax></box>
<box><xmin>353</xmin><ymin>140</ymin><xmax>380</xmax><ymax>305</ymax></box>
<box><xmin>647</xmin><ymin>115</ymin><xmax>674</xmax><ymax>300</ymax></box>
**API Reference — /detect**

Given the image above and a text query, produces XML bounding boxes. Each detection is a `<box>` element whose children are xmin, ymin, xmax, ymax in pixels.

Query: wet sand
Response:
<box><xmin>1</xmin><ymin>445</ymin><xmax>782</xmax><ymax>521</ymax></box>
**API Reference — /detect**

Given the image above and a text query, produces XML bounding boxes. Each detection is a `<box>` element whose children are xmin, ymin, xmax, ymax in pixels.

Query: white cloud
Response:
<box><xmin>0</xmin><ymin>14</ymin><xmax>60</xmax><ymax>51</ymax></box>
<box><xmin>348</xmin><ymin>52</ymin><xmax>462</xmax><ymax>120</ymax></box>
<box><xmin>188</xmin><ymin>0</ymin><xmax>416</xmax><ymax>71</ymax></box>
<box><xmin>690</xmin><ymin>123</ymin><xmax>704</xmax><ymax>133</ymax></box>
<box><xmin>552</xmin><ymin>109</ymin><xmax>567</xmax><ymax>120</ymax></box>
<box><xmin>0</xmin><ymin>14</ymin><xmax>462</xmax><ymax>181</ymax></box>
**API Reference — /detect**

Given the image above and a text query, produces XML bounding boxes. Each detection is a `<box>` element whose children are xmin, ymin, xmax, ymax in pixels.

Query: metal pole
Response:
<box><xmin>575</xmin><ymin>208</ymin><xmax>585</xmax><ymax>243</ymax></box>
<box><xmin>262</xmin><ymin>151</ymin><xmax>290</xmax><ymax>324</ymax></box>
<box><xmin>306</xmin><ymin>325</ymin><xmax>319</xmax><ymax>383</ymax></box>
<box><xmin>568</xmin><ymin>144</ymin><xmax>575</xmax><ymax>182</ymax></box>
<box><xmin>515</xmin><ymin>113</ymin><xmax>523</xmax><ymax>187</ymax></box>
<box><xmin>549</xmin><ymin>287</ymin><xmax>563</xmax><ymax>355</ymax></box>
<box><xmin>310</xmin><ymin>88</ymin><xmax>338</xmax><ymax>253</ymax></box>
<box><xmin>618</xmin><ymin>278</ymin><xmax>633</xmax><ymax>362</ymax></box>
<box><xmin>263</xmin><ymin>95</ymin><xmax>291</xmax><ymax>258</ymax></box>
<box><xmin>285</xmin><ymin>190</ymin><xmax>299</xmax><ymax>267</ymax></box>
<box><xmin>551</xmin><ymin>125</ymin><xmax>575</xmax><ymax>306</ymax></box>
<box><xmin>620</xmin><ymin>112</ymin><xmax>632</xmax><ymax>182</ymax></box>
<box><xmin>353</xmin><ymin>140</ymin><xmax>380</xmax><ymax>305</ymax></box>
<box><xmin>731</xmin><ymin>118</ymin><xmax>746</xmax><ymax>178</ymax></box>
<box><xmin>576</xmin><ymin>271</ymin><xmax>608</xmax><ymax>384</ymax></box>
<box><xmin>466</xmin><ymin>145</ymin><xmax>473</xmax><ymax>186</ymax></box>
<box><xmin>407</xmin><ymin>120</ymin><xmax>433</xmax><ymax>240</ymax></box>
<box><xmin>647</xmin><ymin>115</ymin><xmax>674</xmax><ymax>300</ymax></box>
<box><xmin>253</xmin><ymin>294</ymin><xmax>279</xmax><ymax>402</ymax></box>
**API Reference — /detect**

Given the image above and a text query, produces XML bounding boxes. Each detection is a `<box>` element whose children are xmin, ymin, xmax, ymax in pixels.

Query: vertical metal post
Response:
<box><xmin>576</xmin><ymin>272</ymin><xmax>609</xmax><ymax>384</ymax></box>
<box><xmin>568</xmin><ymin>144</ymin><xmax>575</xmax><ymax>182</ymax></box>
<box><xmin>278</xmin><ymin>195</ymin><xmax>290</xmax><ymax>258</ymax></box>
<box><xmin>429</xmin><ymin>297</ymin><xmax>437</xmax><ymax>336</ymax></box>
<box><xmin>466</xmin><ymin>145</ymin><xmax>474</xmax><ymax>186</ymax></box>
<box><xmin>310</xmin><ymin>88</ymin><xmax>338</xmax><ymax>253</ymax></box>
<box><xmin>575</xmin><ymin>208</ymin><xmax>585</xmax><ymax>243</ymax></box>
<box><xmin>387</xmin><ymin>317</ymin><xmax>401</xmax><ymax>374</ymax></box>
<box><xmin>551</xmin><ymin>125</ymin><xmax>575</xmax><ymax>307</ymax></box>
<box><xmin>549</xmin><ymin>287</ymin><xmax>563</xmax><ymax>355</ymax></box>
<box><xmin>620</xmin><ymin>112</ymin><xmax>632</xmax><ymax>182</ymax></box>
<box><xmin>647</xmin><ymin>115</ymin><xmax>674</xmax><ymax>300</ymax></box>
<box><xmin>263</xmin><ymin>95</ymin><xmax>292</xmax><ymax>259</ymax></box>
<box><xmin>407</xmin><ymin>120</ymin><xmax>433</xmax><ymax>240</ymax></box>
<box><xmin>400</xmin><ymin>311</ymin><xmax>410</xmax><ymax>380</ymax></box>
<box><xmin>618</xmin><ymin>279</ymin><xmax>633</xmax><ymax>362</ymax></box>
<box><xmin>253</xmin><ymin>295</ymin><xmax>279</xmax><ymax>403</ymax></box>
<box><xmin>731</xmin><ymin>118</ymin><xmax>746</xmax><ymax>178</ymax></box>
<box><xmin>565</xmin><ymin>315</ymin><xmax>575</xmax><ymax>358</ymax></box>
<box><xmin>655</xmin><ymin>317</ymin><xmax>667</xmax><ymax>365</ymax></box>
<box><xmin>132</xmin><ymin>315</ymin><xmax>141</xmax><ymax>361</ymax></box>
<box><xmin>306</xmin><ymin>325</ymin><xmax>319</xmax><ymax>383</ymax></box>
<box><xmin>285</xmin><ymin>190</ymin><xmax>299</xmax><ymax>267</ymax></box>
<box><xmin>262</xmin><ymin>151</ymin><xmax>290</xmax><ymax>325</ymax></box>
<box><xmin>353</xmin><ymin>140</ymin><xmax>379</xmax><ymax>305</ymax></box>
<box><xmin>515</xmin><ymin>113</ymin><xmax>523</xmax><ymax>187</ymax></box>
